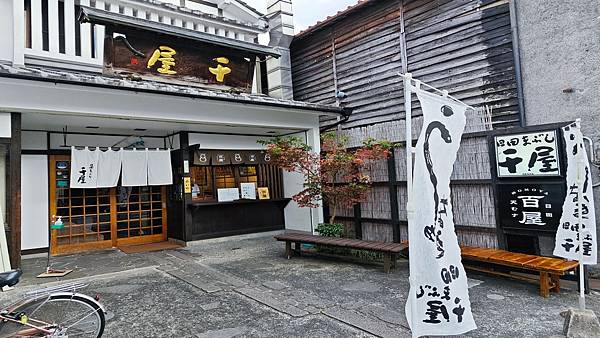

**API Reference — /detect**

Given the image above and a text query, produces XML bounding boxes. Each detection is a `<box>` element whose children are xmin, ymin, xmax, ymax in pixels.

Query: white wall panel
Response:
<box><xmin>0</xmin><ymin>113</ymin><xmax>10</xmax><ymax>138</ymax></box>
<box><xmin>188</xmin><ymin>134</ymin><xmax>267</xmax><ymax>150</ymax></box>
<box><xmin>21</xmin><ymin>155</ymin><xmax>49</xmax><ymax>250</ymax></box>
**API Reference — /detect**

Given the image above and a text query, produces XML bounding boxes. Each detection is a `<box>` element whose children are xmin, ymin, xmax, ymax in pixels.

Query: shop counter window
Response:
<box><xmin>215</xmin><ymin>166</ymin><xmax>236</xmax><ymax>189</ymax></box>
<box><xmin>189</xmin><ymin>164</ymin><xmax>280</xmax><ymax>203</ymax></box>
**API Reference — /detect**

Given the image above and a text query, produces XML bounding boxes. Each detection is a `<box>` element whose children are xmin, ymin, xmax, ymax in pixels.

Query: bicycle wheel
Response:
<box><xmin>0</xmin><ymin>293</ymin><xmax>105</xmax><ymax>337</ymax></box>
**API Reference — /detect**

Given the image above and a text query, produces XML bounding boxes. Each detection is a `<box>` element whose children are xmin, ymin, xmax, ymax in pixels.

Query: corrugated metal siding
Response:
<box><xmin>290</xmin><ymin>0</ymin><xmax>520</xmax><ymax>129</ymax></box>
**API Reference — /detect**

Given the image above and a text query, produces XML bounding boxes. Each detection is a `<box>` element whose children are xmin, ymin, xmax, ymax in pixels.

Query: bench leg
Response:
<box><xmin>285</xmin><ymin>242</ymin><xmax>292</xmax><ymax>259</ymax></box>
<box><xmin>540</xmin><ymin>272</ymin><xmax>550</xmax><ymax>298</ymax></box>
<box><xmin>294</xmin><ymin>242</ymin><xmax>302</xmax><ymax>256</ymax></box>
<box><xmin>391</xmin><ymin>254</ymin><xmax>397</xmax><ymax>269</ymax></box>
<box><xmin>384</xmin><ymin>253</ymin><xmax>392</xmax><ymax>274</ymax></box>
<box><xmin>550</xmin><ymin>274</ymin><xmax>561</xmax><ymax>294</ymax></box>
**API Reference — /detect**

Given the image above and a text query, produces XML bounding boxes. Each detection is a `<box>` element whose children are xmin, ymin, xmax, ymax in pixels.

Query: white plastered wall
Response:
<box><xmin>0</xmin><ymin>113</ymin><xmax>10</xmax><ymax>138</ymax></box>
<box><xmin>21</xmin><ymin>155</ymin><xmax>49</xmax><ymax>250</ymax></box>
<box><xmin>189</xmin><ymin>133</ymin><xmax>268</xmax><ymax>149</ymax></box>
<box><xmin>283</xmin><ymin>127</ymin><xmax>323</xmax><ymax>234</ymax></box>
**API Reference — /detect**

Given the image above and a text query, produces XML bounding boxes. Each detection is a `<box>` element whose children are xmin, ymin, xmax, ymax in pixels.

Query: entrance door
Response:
<box><xmin>49</xmin><ymin>155</ymin><xmax>167</xmax><ymax>255</ymax></box>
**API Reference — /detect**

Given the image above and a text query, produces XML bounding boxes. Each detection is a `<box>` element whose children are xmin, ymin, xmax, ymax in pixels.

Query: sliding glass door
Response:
<box><xmin>49</xmin><ymin>155</ymin><xmax>168</xmax><ymax>255</ymax></box>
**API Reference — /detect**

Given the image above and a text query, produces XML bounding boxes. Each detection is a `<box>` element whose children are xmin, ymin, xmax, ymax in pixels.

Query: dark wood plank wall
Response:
<box><xmin>291</xmin><ymin>0</ymin><xmax>519</xmax><ymax>129</ymax></box>
<box><xmin>290</xmin><ymin>0</ymin><xmax>511</xmax><ymax>247</ymax></box>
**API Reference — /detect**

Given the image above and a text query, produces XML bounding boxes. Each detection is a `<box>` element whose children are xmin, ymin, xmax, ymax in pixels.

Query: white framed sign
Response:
<box><xmin>240</xmin><ymin>183</ymin><xmax>256</xmax><ymax>200</ymax></box>
<box><xmin>494</xmin><ymin>130</ymin><xmax>560</xmax><ymax>178</ymax></box>
<box><xmin>217</xmin><ymin>188</ymin><xmax>239</xmax><ymax>202</ymax></box>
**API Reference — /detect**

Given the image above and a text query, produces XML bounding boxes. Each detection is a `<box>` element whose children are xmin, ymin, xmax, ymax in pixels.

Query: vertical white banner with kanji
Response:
<box><xmin>405</xmin><ymin>89</ymin><xmax>476</xmax><ymax>336</ymax></box>
<box><xmin>554</xmin><ymin>121</ymin><xmax>597</xmax><ymax>264</ymax></box>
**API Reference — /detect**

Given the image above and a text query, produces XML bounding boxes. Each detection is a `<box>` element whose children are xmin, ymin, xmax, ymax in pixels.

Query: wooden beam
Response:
<box><xmin>387</xmin><ymin>151</ymin><xmax>400</xmax><ymax>242</ymax></box>
<box><xmin>180</xmin><ymin>132</ymin><xmax>193</xmax><ymax>242</ymax></box>
<box><xmin>9</xmin><ymin>113</ymin><xmax>21</xmax><ymax>268</ymax></box>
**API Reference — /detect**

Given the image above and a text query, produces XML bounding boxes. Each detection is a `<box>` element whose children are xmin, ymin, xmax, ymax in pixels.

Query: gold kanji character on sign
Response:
<box><xmin>147</xmin><ymin>46</ymin><xmax>177</xmax><ymax>75</ymax></box>
<box><xmin>209</xmin><ymin>57</ymin><xmax>231</xmax><ymax>82</ymax></box>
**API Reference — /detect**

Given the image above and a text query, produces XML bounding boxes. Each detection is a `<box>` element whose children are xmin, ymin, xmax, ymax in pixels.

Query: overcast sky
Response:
<box><xmin>243</xmin><ymin>0</ymin><xmax>358</xmax><ymax>33</ymax></box>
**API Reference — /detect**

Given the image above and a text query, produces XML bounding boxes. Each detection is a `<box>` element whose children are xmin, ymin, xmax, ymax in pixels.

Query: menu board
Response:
<box><xmin>217</xmin><ymin>188</ymin><xmax>240</xmax><ymax>202</ymax></box>
<box><xmin>240</xmin><ymin>183</ymin><xmax>256</xmax><ymax>200</ymax></box>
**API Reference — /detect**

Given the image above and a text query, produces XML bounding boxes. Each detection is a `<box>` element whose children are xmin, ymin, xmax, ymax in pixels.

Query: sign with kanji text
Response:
<box><xmin>494</xmin><ymin>130</ymin><xmax>561</xmax><ymax>177</ymax></box>
<box><xmin>497</xmin><ymin>183</ymin><xmax>565</xmax><ymax>231</ymax></box>
<box><xmin>553</xmin><ymin>121</ymin><xmax>597</xmax><ymax>264</ymax></box>
<box><xmin>105</xmin><ymin>28</ymin><xmax>256</xmax><ymax>92</ymax></box>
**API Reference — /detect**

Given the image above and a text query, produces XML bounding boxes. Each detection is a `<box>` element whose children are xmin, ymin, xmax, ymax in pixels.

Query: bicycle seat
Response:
<box><xmin>0</xmin><ymin>269</ymin><xmax>22</xmax><ymax>288</ymax></box>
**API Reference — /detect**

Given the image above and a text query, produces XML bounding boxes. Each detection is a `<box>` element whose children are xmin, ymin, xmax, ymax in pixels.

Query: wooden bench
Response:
<box><xmin>274</xmin><ymin>233</ymin><xmax>408</xmax><ymax>273</ymax></box>
<box><xmin>460</xmin><ymin>246</ymin><xmax>580</xmax><ymax>298</ymax></box>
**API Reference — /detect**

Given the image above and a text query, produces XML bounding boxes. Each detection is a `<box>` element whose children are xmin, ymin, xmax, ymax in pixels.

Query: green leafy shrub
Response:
<box><xmin>315</xmin><ymin>223</ymin><xmax>344</xmax><ymax>238</ymax></box>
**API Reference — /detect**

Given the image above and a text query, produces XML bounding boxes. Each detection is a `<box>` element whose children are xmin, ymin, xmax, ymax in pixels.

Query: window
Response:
<box><xmin>238</xmin><ymin>166</ymin><xmax>257</xmax><ymax>184</ymax></box>
<box><xmin>215</xmin><ymin>166</ymin><xmax>236</xmax><ymax>189</ymax></box>
<box><xmin>190</xmin><ymin>166</ymin><xmax>214</xmax><ymax>201</ymax></box>
<box><xmin>189</xmin><ymin>165</ymin><xmax>260</xmax><ymax>202</ymax></box>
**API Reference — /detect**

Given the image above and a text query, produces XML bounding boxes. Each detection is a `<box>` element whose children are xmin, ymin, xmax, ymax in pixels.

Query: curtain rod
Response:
<box><xmin>68</xmin><ymin>146</ymin><xmax>171</xmax><ymax>151</ymax></box>
<box><xmin>398</xmin><ymin>72</ymin><xmax>476</xmax><ymax>110</ymax></box>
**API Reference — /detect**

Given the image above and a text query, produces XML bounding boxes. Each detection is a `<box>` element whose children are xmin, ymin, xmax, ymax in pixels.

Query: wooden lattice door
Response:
<box><xmin>49</xmin><ymin>155</ymin><xmax>167</xmax><ymax>255</ymax></box>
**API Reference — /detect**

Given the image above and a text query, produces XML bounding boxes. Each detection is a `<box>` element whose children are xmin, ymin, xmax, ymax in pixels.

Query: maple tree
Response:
<box><xmin>260</xmin><ymin>132</ymin><xmax>393</xmax><ymax>226</ymax></box>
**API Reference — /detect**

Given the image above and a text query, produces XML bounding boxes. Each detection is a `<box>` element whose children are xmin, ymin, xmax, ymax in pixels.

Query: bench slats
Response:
<box><xmin>275</xmin><ymin>234</ymin><xmax>407</xmax><ymax>253</ymax></box>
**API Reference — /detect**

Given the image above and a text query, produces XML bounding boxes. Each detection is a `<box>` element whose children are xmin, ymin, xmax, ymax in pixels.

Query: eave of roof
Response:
<box><xmin>233</xmin><ymin>0</ymin><xmax>265</xmax><ymax>18</ymax></box>
<box><xmin>0</xmin><ymin>63</ymin><xmax>343</xmax><ymax>115</ymax></box>
<box><xmin>79</xmin><ymin>6</ymin><xmax>279</xmax><ymax>58</ymax></box>
<box><xmin>129</xmin><ymin>0</ymin><xmax>267</xmax><ymax>30</ymax></box>
<box><xmin>294</xmin><ymin>0</ymin><xmax>376</xmax><ymax>40</ymax></box>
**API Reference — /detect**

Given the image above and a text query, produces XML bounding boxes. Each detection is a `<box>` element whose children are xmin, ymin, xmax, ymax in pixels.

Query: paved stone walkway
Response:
<box><xmin>0</xmin><ymin>234</ymin><xmax>598</xmax><ymax>337</ymax></box>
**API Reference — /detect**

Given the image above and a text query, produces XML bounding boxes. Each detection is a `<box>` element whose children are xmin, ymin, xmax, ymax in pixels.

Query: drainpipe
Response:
<box><xmin>509</xmin><ymin>0</ymin><xmax>526</xmax><ymax>127</ymax></box>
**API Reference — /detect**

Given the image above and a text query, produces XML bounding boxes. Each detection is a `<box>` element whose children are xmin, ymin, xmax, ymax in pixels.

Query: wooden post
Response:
<box><xmin>180</xmin><ymin>132</ymin><xmax>193</xmax><ymax>242</ymax></box>
<box><xmin>353</xmin><ymin>203</ymin><xmax>362</xmax><ymax>239</ymax></box>
<box><xmin>9</xmin><ymin>113</ymin><xmax>21</xmax><ymax>268</ymax></box>
<box><xmin>387</xmin><ymin>152</ymin><xmax>400</xmax><ymax>242</ymax></box>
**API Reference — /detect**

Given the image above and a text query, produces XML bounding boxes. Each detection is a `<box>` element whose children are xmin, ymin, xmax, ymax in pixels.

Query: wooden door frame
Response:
<box><xmin>48</xmin><ymin>155</ymin><xmax>168</xmax><ymax>255</ymax></box>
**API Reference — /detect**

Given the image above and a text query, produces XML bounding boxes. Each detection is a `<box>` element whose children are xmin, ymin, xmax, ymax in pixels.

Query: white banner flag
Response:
<box><xmin>554</xmin><ymin>121</ymin><xmax>597</xmax><ymax>264</ymax></box>
<box><xmin>405</xmin><ymin>89</ymin><xmax>476</xmax><ymax>336</ymax></box>
<box><xmin>70</xmin><ymin>147</ymin><xmax>99</xmax><ymax>189</ymax></box>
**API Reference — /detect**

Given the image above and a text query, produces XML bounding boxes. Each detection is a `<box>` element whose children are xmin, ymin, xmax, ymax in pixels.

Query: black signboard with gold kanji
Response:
<box><xmin>104</xmin><ymin>29</ymin><xmax>256</xmax><ymax>92</ymax></box>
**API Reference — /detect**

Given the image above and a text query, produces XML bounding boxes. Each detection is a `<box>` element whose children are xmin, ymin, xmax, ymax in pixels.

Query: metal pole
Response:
<box><xmin>404</xmin><ymin>73</ymin><xmax>417</xmax><ymax>337</ymax></box>
<box><xmin>575</xmin><ymin>118</ymin><xmax>586</xmax><ymax>310</ymax></box>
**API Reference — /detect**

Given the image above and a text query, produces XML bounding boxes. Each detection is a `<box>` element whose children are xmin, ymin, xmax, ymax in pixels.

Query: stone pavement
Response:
<box><xmin>1</xmin><ymin>234</ymin><xmax>598</xmax><ymax>337</ymax></box>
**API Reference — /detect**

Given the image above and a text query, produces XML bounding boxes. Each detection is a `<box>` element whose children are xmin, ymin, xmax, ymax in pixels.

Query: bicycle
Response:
<box><xmin>0</xmin><ymin>269</ymin><xmax>106</xmax><ymax>337</ymax></box>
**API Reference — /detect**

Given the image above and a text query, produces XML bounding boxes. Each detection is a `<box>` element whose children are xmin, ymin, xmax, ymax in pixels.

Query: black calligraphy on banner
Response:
<box><xmin>405</xmin><ymin>89</ymin><xmax>476</xmax><ymax>336</ymax></box>
<box><xmin>495</xmin><ymin>131</ymin><xmax>561</xmax><ymax>177</ymax></box>
<box><xmin>69</xmin><ymin>147</ymin><xmax>99</xmax><ymax>189</ymax></box>
<box><xmin>553</xmin><ymin>122</ymin><xmax>597</xmax><ymax>264</ymax></box>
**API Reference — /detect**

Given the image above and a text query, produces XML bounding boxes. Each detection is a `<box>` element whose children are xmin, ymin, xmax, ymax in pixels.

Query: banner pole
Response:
<box><xmin>575</xmin><ymin>118</ymin><xmax>586</xmax><ymax>310</ymax></box>
<box><xmin>403</xmin><ymin>73</ymin><xmax>418</xmax><ymax>338</ymax></box>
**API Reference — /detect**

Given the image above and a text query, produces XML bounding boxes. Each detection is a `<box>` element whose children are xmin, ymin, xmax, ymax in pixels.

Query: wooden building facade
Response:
<box><xmin>290</xmin><ymin>0</ymin><xmax>522</xmax><ymax>248</ymax></box>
